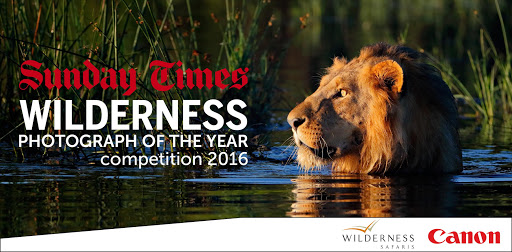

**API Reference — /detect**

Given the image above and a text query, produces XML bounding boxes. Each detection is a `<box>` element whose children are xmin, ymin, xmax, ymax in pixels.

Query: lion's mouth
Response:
<box><xmin>300</xmin><ymin>142</ymin><xmax>337</xmax><ymax>159</ymax></box>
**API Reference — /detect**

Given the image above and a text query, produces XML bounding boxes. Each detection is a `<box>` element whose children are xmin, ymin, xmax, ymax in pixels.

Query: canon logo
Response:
<box><xmin>428</xmin><ymin>229</ymin><xmax>500</xmax><ymax>244</ymax></box>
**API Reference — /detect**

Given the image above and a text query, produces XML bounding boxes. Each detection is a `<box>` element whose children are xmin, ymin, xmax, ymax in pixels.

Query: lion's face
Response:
<box><xmin>288</xmin><ymin>66</ymin><xmax>366</xmax><ymax>165</ymax></box>
<box><xmin>288</xmin><ymin>56</ymin><xmax>404</xmax><ymax>170</ymax></box>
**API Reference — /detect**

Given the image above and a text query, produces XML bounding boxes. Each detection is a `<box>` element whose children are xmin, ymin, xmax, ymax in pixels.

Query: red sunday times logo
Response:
<box><xmin>428</xmin><ymin>229</ymin><xmax>501</xmax><ymax>244</ymax></box>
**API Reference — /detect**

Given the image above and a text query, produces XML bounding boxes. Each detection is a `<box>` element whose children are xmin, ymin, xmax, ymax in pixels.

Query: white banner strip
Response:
<box><xmin>1</xmin><ymin>218</ymin><xmax>511</xmax><ymax>251</ymax></box>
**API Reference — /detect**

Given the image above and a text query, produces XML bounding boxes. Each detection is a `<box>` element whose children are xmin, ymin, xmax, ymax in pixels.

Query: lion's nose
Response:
<box><xmin>289</xmin><ymin>117</ymin><xmax>306</xmax><ymax>130</ymax></box>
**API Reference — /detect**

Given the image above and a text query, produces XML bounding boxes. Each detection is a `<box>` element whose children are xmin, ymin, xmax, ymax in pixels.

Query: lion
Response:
<box><xmin>287</xmin><ymin>43</ymin><xmax>462</xmax><ymax>174</ymax></box>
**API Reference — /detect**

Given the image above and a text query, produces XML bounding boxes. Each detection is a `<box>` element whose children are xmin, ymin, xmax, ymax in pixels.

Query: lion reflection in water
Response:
<box><xmin>287</xmin><ymin>174</ymin><xmax>456</xmax><ymax>217</ymax></box>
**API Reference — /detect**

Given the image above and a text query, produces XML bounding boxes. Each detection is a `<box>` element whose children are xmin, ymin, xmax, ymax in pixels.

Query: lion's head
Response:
<box><xmin>287</xmin><ymin>43</ymin><xmax>462</xmax><ymax>174</ymax></box>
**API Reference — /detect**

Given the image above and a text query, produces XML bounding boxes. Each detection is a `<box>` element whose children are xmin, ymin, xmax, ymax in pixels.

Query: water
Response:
<box><xmin>1</xmin><ymin>124</ymin><xmax>512</xmax><ymax>238</ymax></box>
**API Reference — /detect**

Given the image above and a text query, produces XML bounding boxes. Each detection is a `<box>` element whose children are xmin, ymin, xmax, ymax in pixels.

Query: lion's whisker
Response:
<box><xmin>286</xmin><ymin>145</ymin><xmax>298</xmax><ymax>166</ymax></box>
<box><xmin>321</xmin><ymin>137</ymin><xmax>333</xmax><ymax>160</ymax></box>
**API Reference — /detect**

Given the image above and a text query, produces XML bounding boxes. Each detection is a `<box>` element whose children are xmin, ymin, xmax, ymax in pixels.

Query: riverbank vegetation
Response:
<box><xmin>433</xmin><ymin>0</ymin><xmax>511</xmax><ymax>124</ymax></box>
<box><xmin>0</xmin><ymin>0</ymin><xmax>305</xmax><ymax>162</ymax></box>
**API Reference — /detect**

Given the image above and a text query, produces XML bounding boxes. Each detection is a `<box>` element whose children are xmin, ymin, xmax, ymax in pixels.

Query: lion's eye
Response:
<box><xmin>334</xmin><ymin>89</ymin><xmax>348</xmax><ymax>99</ymax></box>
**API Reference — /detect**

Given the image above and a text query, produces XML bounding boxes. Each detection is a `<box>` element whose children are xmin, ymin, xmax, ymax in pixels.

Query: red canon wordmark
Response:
<box><xmin>428</xmin><ymin>229</ymin><xmax>500</xmax><ymax>244</ymax></box>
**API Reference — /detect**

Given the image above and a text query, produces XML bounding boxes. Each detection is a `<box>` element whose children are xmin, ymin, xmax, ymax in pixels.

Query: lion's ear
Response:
<box><xmin>371</xmin><ymin>60</ymin><xmax>404</xmax><ymax>94</ymax></box>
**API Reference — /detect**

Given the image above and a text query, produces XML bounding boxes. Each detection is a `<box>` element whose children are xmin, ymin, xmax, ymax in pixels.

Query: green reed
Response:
<box><xmin>0</xmin><ymin>0</ymin><xmax>300</xmax><ymax>162</ymax></box>
<box><xmin>434</xmin><ymin>0</ymin><xmax>512</xmax><ymax>124</ymax></box>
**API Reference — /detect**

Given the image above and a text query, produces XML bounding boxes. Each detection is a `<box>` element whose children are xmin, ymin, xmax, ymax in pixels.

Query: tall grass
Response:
<box><xmin>434</xmin><ymin>0</ymin><xmax>512</xmax><ymax>124</ymax></box>
<box><xmin>0</xmin><ymin>0</ymin><xmax>301</xmax><ymax>163</ymax></box>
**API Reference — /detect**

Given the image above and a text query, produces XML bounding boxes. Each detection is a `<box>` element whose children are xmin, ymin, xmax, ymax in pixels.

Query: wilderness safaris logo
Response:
<box><xmin>341</xmin><ymin>220</ymin><xmax>415</xmax><ymax>250</ymax></box>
